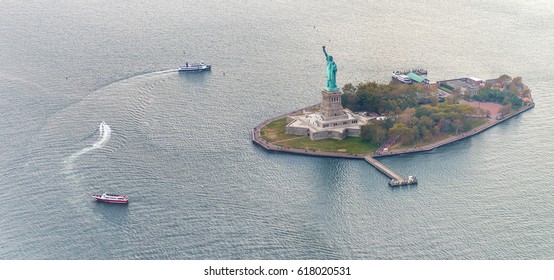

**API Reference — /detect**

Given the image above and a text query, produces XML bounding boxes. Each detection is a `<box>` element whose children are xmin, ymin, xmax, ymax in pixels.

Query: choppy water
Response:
<box><xmin>1</xmin><ymin>0</ymin><xmax>553</xmax><ymax>259</ymax></box>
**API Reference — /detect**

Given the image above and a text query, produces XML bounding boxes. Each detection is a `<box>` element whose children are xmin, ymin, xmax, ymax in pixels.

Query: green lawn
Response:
<box><xmin>284</xmin><ymin>136</ymin><xmax>378</xmax><ymax>154</ymax></box>
<box><xmin>260</xmin><ymin>118</ymin><xmax>377</xmax><ymax>154</ymax></box>
<box><xmin>260</xmin><ymin>118</ymin><xmax>299</xmax><ymax>142</ymax></box>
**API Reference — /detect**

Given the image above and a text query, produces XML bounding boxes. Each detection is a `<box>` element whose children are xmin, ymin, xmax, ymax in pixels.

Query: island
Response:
<box><xmin>252</xmin><ymin>47</ymin><xmax>534</xmax><ymax>186</ymax></box>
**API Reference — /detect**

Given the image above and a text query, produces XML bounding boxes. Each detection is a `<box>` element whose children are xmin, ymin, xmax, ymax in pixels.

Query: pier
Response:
<box><xmin>363</xmin><ymin>155</ymin><xmax>417</xmax><ymax>186</ymax></box>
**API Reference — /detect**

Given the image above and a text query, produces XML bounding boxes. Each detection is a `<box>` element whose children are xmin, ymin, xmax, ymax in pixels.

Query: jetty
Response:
<box><xmin>363</xmin><ymin>155</ymin><xmax>417</xmax><ymax>186</ymax></box>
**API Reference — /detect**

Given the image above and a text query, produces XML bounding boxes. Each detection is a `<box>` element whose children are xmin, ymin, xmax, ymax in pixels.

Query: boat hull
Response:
<box><xmin>92</xmin><ymin>194</ymin><xmax>129</xmax><ymax>204</ymax></box>
<box><xmin>178</xmin><ymin>66</ymin><xmax>211</xmax><ymax>72</ymax></box>
<box><xmin>94</xmin><ymin>198</ymin><xmax>128</xmax><ymax>204</ymax></box>
<box><xmin>178</xmin><ymin>62</ymin><xmax>211</xmax><ymax>72</ymax></box>
<box><xmin>392</xmin><ymin>74</ymin><xmax>412</xmax><ymax>84</ymax></box>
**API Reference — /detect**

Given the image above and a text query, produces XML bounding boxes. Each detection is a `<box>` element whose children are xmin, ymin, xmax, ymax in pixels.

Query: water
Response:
<box><xmin>1</xmin><ymin>0</ymin><xmax>553</xmax><ymax>259</ymax></box>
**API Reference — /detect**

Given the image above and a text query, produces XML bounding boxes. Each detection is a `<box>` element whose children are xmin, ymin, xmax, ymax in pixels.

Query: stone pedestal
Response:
<box><xmin>320</xmin><ymin>89</ymin><xmax>346</xmax><ymax>119</ymax></box>
<box><xmin>285</xmin><ymin>88</ymin><xmax>368</xmax><ymax>140</ymax></box>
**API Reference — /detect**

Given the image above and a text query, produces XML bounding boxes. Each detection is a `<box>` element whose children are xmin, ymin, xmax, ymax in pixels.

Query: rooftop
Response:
<box><xmin>407</xmin><ymin>72</ymin><xmax>426</xmax><ymax>83</ymax></box>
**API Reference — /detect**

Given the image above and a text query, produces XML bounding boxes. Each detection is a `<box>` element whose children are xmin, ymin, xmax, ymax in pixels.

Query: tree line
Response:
<box><xmin>342</xmin><ymin>75</ymin><xmax>529</xmax><ymax>147</ymax></box>
<box><xmin>360</xmin><ymin>104</ymin><xmax>487</xmax><ymax>146</ymax></box>
<box><xmin>342</xmin><ymin>81</ymin><xmax>487</xmax><ymax>147</ymax></box>
<box><xmin>341</xmin><ymin>82</ymin><xmax>436</xmax><ymax>116</ymax></box>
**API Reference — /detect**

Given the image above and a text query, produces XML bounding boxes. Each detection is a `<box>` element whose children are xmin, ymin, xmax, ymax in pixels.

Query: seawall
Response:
<box><xmin>371</xmin><ymin>102</ymin><xmax>535</xmax><ymax>158</ymax></box>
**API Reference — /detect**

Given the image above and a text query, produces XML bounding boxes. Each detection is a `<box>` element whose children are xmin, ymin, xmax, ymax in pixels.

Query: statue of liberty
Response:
<box><xmin>322</xmin><ymin>46</ymin><xmax>338</xmax><ymax>91</ymax></box>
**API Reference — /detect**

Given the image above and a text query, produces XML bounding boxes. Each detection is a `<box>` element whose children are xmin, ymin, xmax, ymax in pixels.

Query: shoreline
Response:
<box><xmin>372</xmin><ymin>102</ymin><xmax>535</xmax><ymax>158</ymax></box>
<box><xmin>253</xmin><ymin>102</ymin><xmax>535</xmax><ymax>159</ymax></box>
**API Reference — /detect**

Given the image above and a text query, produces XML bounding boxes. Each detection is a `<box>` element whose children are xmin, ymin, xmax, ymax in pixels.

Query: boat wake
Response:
<box><xmin>92</xmin><ymin>69</ymin><xmax>177</xmax><ymax>93</ymax></box>
<box><xmin>64</xmin><ymin>121</ymin><xmax>111</xmax><ymax>167</ymax></box>
<box><xmin>93</xmin><ymin>121</ymin><xmax>111</xmax><ymax>149</ymax></box>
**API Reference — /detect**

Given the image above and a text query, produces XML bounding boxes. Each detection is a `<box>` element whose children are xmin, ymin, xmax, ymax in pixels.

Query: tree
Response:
<box><xmin>361</xmin><ymin>123</ymin><xmax>387</xmax><ymax>146</ymax></box>
<box><xmin>499</xmin><ymin>103</ymin><xmax>512</xmax><ymax>117</ymax></box>
<box><xmin>522</xmin><ymin>88</ymin><xmax>531</xmax><ymax>97</ymax></box>
<box><xmin>342</xmin><ymin>83</ymin><xmax>355</xmax><ymax>95</ymax></box>
<box><xmin>373</xmin><ymin>125</ymin><xmax>387</xmax><ymax>146</ymax></box>
<box><xmin>398</xmin><ymin>107</ymin><xmax>416</xmax><ymax>124</ymax></box>
<box><xmin>382</xmin><ymin>117</ymin><xmax>395</xmax><ymax>130</ymax></box>
<box><xmin>508</xmin><ymin>84</ymin><xmax>519</xmax><ymax>94</ymax></box>
<box><xmin>430</xmin><ymin>95</ymin><xmax>439</xmax><ymax>106</ymax></box>
<box><xmin>438</xmin><ymin>118</ymin><xmax>451</xmax><ymax>133</ymax></box>
<box><xmin>389</xmin><ymin>123</ymin><xmax>413</xmax><ymax>145</ymax></box>
<box><xmin>356</xmin><ymin>93</ymin><xmax>370</xmax><ymax>112</ymax></box>
<box><xmin>418</xmin><ymin>115</ymin><xmax>434</xmax><ymax>129</ymax></box>
<box><xmin>453</xmin><ymin>119</ymin><xmax>463</xmax><ymax>135</ymax></box>
<box><xmin>512</xmin><ymin>77</ymin><xmax>523</xmax><ymax>87</ymax></box>
<box><xmin>432</xmin><ymin>125</ymin><xmax>440</xmax><ymax>138</ymax></box>
<box><xmin>415</xmin><ymin>106</ymin><xmax>432</xmax><ymax>118</ymax></box>
<box><xmin>411</xmin><ymin>126</ymin><xmax>419</xmax><ymax>144</ymax></box>
<box><xmin>499</xmin><ymin>74</ymin><xmax>512</xmax><ymax>83</ymax></box>
<box><xmin>421</xmin><ymin>127</ymin><xmax>432</xmax><ymax>142</ymax></box>
<box><xmin>361</xmin><ymin>124</ymin><xmax>374</xmax><ymax>142</ymax></box>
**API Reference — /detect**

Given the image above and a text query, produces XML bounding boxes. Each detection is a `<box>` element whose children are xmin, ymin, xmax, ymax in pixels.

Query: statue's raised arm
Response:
<box><xmin>322</xmin><ymin>45</ymin><xmax>329</xmax><ymax>59</ymax></box>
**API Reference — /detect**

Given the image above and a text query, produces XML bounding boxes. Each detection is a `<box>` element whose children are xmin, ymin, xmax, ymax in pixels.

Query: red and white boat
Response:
<box><xmin>92</xmin><ymin>193</ymin><xmax>129</xmax><ymax>204</ymax></box>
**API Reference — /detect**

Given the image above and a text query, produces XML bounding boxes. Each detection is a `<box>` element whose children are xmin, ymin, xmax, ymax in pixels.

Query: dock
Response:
<box><xmin>363</xmin><ymin>155</ymin><xmax>417</xmax><ymax>186</ymax></box>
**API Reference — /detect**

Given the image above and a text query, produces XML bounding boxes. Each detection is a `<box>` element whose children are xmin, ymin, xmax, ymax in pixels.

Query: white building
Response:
<box><xmin>285</xmin><ymin>89</ymin><xmax>370</xmax><ymax>140</ymax></box>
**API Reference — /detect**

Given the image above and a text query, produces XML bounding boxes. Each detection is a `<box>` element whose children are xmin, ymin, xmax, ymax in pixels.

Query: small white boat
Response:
<box><xmin>178</xmin><ymin>61</ymin><xmax>211</xmax><ymax>72</ymax></box>
<box><xmin>92</xmin><ymin>193</ymin><xmax>129</xmax><ymax>204</ymax></box>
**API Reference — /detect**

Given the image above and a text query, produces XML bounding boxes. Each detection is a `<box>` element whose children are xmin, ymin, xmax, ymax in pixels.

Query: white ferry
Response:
<box><xmin>92</xmin><ymin>193</ymin><xmax>129</xmax><ymax>204</ymax></box>
<box><xmin>178</xmin><ymin>61</ymin><xmax>211</xmax><ymax>72</ymax></box>
<box><xmin>392</xmin><ymin>72</ymin><xmax>412</xmax><ymax>84</ymax></box>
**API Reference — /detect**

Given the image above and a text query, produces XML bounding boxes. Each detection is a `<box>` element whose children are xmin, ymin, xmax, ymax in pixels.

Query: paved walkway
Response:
<box><xmin>363</xmin><ymin>155</ymin><xmax>404</xmax><ymax>181</ymax></box>
<box><xmin>272</xmin><ymin>136</ymin><xmax>307</xmax><ymax>144</ymax></box>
